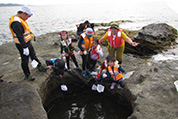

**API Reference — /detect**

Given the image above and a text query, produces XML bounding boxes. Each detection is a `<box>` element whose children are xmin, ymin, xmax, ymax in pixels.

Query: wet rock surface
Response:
<box><xmin>0</xmin><ymin>23</ymin><xmax>178</xmax><ymax>119</ymax></box>
<box><xmin>126</xmin><ymin>23</ymin><xmax>177</xmax><ymax>56</ymax></box>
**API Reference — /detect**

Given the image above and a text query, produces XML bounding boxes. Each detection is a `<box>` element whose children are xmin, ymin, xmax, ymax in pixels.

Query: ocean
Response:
<box><xmin>0</xmin><ymin>2</ymin><xmax>178</xmax><ymax>45</ymax></box>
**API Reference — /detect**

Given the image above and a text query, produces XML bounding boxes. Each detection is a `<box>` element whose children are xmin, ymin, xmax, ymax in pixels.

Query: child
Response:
<box><xmin>106</xmin><ymin>56</ymin><xmax>125</xmax><ymax>89</ymax></box>
<box><xmin>89</xmin><ymin>38</ymin><xmax>103</xmax><ymax>71</ymax></box>
<box><xmin>76</xmin><ymin>20</ymin><xmax>97</xmax><ymax>37</ymax></box>
<box><xmin>78</xmin><ymin>28</ymin><xmax>93</xmax><ymax>79</ymax></box>
<box><xmin>45</xmin><ymin>58</ymin><xmax>68</xmax><ymax>91</ymax></box>
<box><xmin>96</xmin><ymin>55</ymin><xmax>125</xmax><ymax>89</ymax></box>
<box><xmin>96</xmin><ymin>55</ymin><xmax>113</xmax><ymax>80</ymax></box>
<box><xmin>45</xmin><ymin>58</ymin><xmax>65</xmax><ymax>79</ymax></box>
<box><xmin>60</xmin><ymin>30</ymin><xmax>81</xmax><ymax>73</ymax></box>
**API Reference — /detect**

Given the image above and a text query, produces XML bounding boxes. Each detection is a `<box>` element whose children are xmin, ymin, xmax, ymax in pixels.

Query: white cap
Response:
<box><xmin>20</xmin><ymin>6</ymin><xmax>33</xmax><ymax>16</ymax></box>
<box><xmin>85</xmin><ymin>28</ymin><xmax>93</xmax><ymax>37</ymax></box>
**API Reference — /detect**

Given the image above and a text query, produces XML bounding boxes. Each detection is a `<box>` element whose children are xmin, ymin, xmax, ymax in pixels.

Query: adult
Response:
<box><xmin>76</xmin><ymin>20</ymin><xmax>97</xmax><ymax>37</ymax></box>
<box><xmin>78</xmin><ymin>28</ymin><xmax>94</xmax><ymax>78</ymax></box>
<box><xmin>99</xmin><ymin>23</ymin><xmax>139</xmax><ymax>64</ymax></box>
<box><xmin>9</xmin><ymin>6</ymin><xmax>47</xmax><ymax>81</ymax></box>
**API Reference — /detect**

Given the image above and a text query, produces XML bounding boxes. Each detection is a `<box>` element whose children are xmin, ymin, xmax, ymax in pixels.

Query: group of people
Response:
<box><xmin>9</xmin><ymin>6</ymin><xmax>139</xmax><ymax>90</ymax></box>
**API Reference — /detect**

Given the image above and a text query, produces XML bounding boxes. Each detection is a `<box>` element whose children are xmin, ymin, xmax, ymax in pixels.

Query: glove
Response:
<box><xmin>96</xmin><ymin>73</ymin><xmax>100</xmax><ymax>79</ymax></box>
<box><xmin>23</xmin><ymin>47</ymin><xmax>29</xmax><ymax>56</ymax></box>
<box><xmin>102</xmin><ymin>73</ymin><xmax>107</xmax><ymax>78</ymax></box>
<box><xmin>84</xmin><ymin>50</ymin><xmax>87</xmax><ymax>55</ymax></box>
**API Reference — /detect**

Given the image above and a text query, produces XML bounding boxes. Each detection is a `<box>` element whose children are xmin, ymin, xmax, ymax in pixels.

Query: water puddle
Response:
<box><xmin>46</xmin><ymin>89</ymin><xmax>132</xmax><ymax>119</ymax></box>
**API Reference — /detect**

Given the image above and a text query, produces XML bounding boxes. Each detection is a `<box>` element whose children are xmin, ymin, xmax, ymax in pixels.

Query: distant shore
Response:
<box><xmin>0</xmin><ymin>3</ymin><xmax>23</xmax><ymax>6</ymax></box>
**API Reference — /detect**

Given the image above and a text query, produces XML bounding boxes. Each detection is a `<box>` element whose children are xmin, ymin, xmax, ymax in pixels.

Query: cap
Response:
<box><xmin>20</xmin><ymin>6</ymin><xmax>33</xmax><ymax>16</ymax></box>
<box><xmin>85</xmin><ymin>28</ymin><xmax>93</xmax><ymax>37</ymax></box>
<box><xmin>110</xmin><ymin>23</ymin><xmax>119</xmax><ymax>29</ymax></box>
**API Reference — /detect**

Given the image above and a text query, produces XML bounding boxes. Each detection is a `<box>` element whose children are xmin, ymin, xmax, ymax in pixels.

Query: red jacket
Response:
<box><xmin>107</xmin><ymin>29</ymin><xmax>124</xmax><ymax>48</ymax></box>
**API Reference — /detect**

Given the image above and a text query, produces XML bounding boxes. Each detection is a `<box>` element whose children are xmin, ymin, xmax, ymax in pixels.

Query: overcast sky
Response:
<box><xmin>0</xmin><ymin>0</ymin><xmax>168</xmax><ymax>5</ymax></box>
<box><xmin>0</xmin><ymin>0</ymin><xmax>178</xmax><ymax>13</ymax></box>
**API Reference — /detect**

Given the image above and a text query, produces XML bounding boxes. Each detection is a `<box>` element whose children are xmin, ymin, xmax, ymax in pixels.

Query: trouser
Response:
<box><xmin>15</xmin><ymin>41</ymin><xmax>41</xmax><ymax>77</ymax></box>
<box><xmin>66</xmin><ymin>54</ymin><xmax>79</xmax><ymax>69</ymax></box>
<box><xmin>108</xmin><ymin>45</ymin><xmax>125</xmax><ymax>64</ymax></box>
<box><xmin>81</xmin><ymin>53</ymin><xmax>90</xmax><ymax>71</ymax></box>
<box><xmin>89</xmin><ymin>58</ymin><xmax>97</xmax><ymax>71</ymax></box>
<box><xmin>101</xmin><ymin>74</ymin><xmax>126</xmax><ymax>88</ymax></box>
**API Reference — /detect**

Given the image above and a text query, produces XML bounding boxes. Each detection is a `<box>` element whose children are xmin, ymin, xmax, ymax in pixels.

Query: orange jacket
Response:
<box><xmin>108</xmin><ymin>66</ymin><xmax>124</xmax><ymax>81</ymax></box>
<box><xmin>9</xmin><ymin>15</ymin><xmax>34</xmax><ymax>44</ymax></box>
<box><xmin>80</xmin><ymin>33</ymin><xmax>93</xmax><ymax>51</ymax></box>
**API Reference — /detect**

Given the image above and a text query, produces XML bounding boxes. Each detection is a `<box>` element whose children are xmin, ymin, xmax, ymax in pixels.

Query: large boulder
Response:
<box><xmin>0</xmin><ymin>81</ymin><xmax>48</xmax><ymax>119</ymax></box>
<box><xmin>125</xmin><ymin>23</ymin><xmax>177</xmax><ymax>56</ymax></box>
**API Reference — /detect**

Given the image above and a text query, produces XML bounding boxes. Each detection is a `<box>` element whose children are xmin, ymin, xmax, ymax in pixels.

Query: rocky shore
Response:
<box><xmin>0</xmin><ymin>23</ymin><xmax>178</xmax><ymax>119</ymax></box>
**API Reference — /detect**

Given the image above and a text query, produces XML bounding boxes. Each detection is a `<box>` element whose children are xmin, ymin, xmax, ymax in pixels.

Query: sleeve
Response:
<box><xmin>11</xmin><ymin>21</ymin><xmax>27</xmax><ymax>48</ymax></box>
<box><xmin>60</xmin><ymin>43</ymin><xmax>63</xmax><ymax>54</ymax></box>
<box><xmin>118</xmin><ymin>66</ymin><xmax>125</xmax><ymax>73</ymax></box>
<box><xmin>78</xmin><ymin>36</ymin><xmax>85</xmax><ymax>51</ymax></box>
<box><xmin>121</xmin><ymin>32</ymin><xmax>128</xmax><ymax>40</ymax></box>
<box><xmin>45</xmin><ymin>60</ymin><xmax>54</xmax><ymax>66</ymax></box>
<box><xmin>72</xmin><ymin>38</ymin><xmax>78</xmax><ymax>42</ymax></box>
<box><xmin>96</xmin><ymin>47</ymin><xmax>103</xmax><ymax>57</ymax></box>
<box><xmin>78</xmin><ymin>23</ymin><xmax>84</xmax><ymax>32</ymax></box>
<box><xmin>102</xmin><ymin>31</ymin><xmax>108</xmax><ymax>40</ymax></box>
<box><xmin>100</xmin><ymin>62</ymin><xmax>105</xmax><ymax>69</ymax></box>
<box><xmin>90</xmin><ymin>23</ymin><xmax>95</xmax><ymax>30</ymax></box>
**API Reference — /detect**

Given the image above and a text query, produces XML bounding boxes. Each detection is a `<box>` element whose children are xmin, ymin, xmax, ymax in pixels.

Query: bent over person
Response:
<box><xmin>99</xmin><ymin>23</ymin><xmax>139</xmax><ymax>65</ymax></box>
<box><xmin>9</xmin><ymin>6</ymin><xmax>47</xmax><ymax>81</ymax></box>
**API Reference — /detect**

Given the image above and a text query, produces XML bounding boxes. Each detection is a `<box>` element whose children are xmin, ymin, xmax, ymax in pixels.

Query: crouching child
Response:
<box><xmin>45</xmin><ymin>58</ymin><xmax>68</xmax><ymax>91</ymax></box>
<box><xmin>101</xmin><ymin>56</ymin><xmax>126</xmax><ymax>89</ymax></box>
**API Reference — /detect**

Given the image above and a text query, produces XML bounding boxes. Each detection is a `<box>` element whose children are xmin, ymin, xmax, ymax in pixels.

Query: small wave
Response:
<box><xmin>151</xmin><ymin>54</ymin><xmax>178</xmax><ymax>63</ymax></box>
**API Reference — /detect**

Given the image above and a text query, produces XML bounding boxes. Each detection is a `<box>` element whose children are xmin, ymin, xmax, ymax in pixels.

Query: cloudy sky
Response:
<box><xmin>0</xmin><ymin>0</ymin><xmax>168</xmax><ymax>5</ymax></box>
<box><xmin>0</xmin><ymin>0</ymin><xmax>178</xmax><ymax>13</ymax></box>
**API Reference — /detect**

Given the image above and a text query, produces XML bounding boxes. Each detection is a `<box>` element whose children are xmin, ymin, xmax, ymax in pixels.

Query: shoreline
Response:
<box><xmin>3</xmin><ymin>19</ymin><xmax>178</xmax><ymax>45</ymax></box>
<box><xmin>0</xmin><ymin>23</ymin><xmax>178</xmax><ymax>119</ymax></box>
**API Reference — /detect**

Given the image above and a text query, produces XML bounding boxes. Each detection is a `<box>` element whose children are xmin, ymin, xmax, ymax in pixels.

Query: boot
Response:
<box><xmin>86</xmin><ymin>70</ymin><xmax>92</xmax><ymax>77</ymax></box>
<box><xmin>37</xmin><ymin>64</ymin><xmax>47</xmax><ymax>72</ymax></box>
<box><xmin>24</xmin><ymin>75</ymin><xmax>35</xmax><ymax>81</ymax></box>
<box><xmin>82</xmin><ymin>72</ymin><xmax>88</xmax><ymax>79</ymax></box>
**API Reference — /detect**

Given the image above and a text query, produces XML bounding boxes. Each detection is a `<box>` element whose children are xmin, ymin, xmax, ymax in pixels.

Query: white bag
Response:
<box><xmin>174</xmin><ymin>80</ymin><xmax>178</xmax><ymax>92</ymax></box>
<box><xmin>91</xmin><ymin>84</ymin><xmax>97</xmax><ymax>91</ymax></box>
<box><xmin>97</xmin><ymin>84</ymin><xmax>105</xmax><ymax>93</ymax></box>
<box><xmin>61</xmin><ymin>85</ymin><xmax>68</xmax><ymax>91</ymax></box>
<box><xmin>31</xmin><ymin>60</ymin><xmax>38</xmax><ymax>68</ymax></box>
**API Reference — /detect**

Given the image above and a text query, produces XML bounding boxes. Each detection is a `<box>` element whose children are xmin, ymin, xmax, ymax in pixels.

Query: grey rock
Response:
<box><xmin>125</xmin><ymin>23</ymin><xmax>177</xmax><ymax>56</ymax></box>
<box><xmin>0</xmin><ymin>23</ymin><xmax>178</xmax><ymax>119</ymax></box>
<box><xmin>0</xmin><ymin>82</ymin><xmax>48</xmax><ymax>119</ymax></box>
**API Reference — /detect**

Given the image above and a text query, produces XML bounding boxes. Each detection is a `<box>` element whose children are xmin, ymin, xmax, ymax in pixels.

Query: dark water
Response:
<box><xmin>47</xmin><ymin>90</ymin><xmax>132</xmax><ymax>119</ymax></box>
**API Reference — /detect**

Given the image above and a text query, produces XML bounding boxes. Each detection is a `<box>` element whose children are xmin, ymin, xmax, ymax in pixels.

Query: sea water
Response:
<box><xmin>0</xmin><ymin>2</ymin><xmax>178</xmax><ymax>45</ymax></box>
